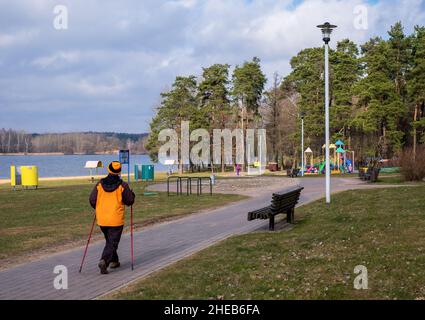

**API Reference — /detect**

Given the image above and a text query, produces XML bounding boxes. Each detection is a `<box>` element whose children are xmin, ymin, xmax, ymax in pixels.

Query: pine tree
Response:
<box><xmin>198</xmin><ymin>64</ymin><xmax>232</xmax><ymax>172</ymax></box>
<box><xmin>331</xmin><ymin>39</ymin><xmax>360</xmax><ymax>147</ymax></box>
<box><xmin>284</xmin><ymin>47</ymin><xmax>324</xmax><ymax>155</ymax></box>
<box><xmin>232</xmin><ymin>57</ymin><xmax>267</xmax><ymax>130</ymax></box>
<box><xmin>353</xmin><ymin>35</ymin><xmax>407</xmax><ymax>158</ymax></box>
<box><xmin>263</xmin><ymin>73</ymin><xmax>283</xmax><ymax>163</ymax></box>
<box><xmin>145</xmin><ymin>76</ymin><xmax>199</xmax><ymax>172</ymax></box>
<box><xmin>408</xmin><ymin>26</ymin><xmax>425</xmax><ymax>154</ymax></box>
<box><xmin>198</xmin><ymin>64</ymin><xmax>231</xmax><ymax>129</ymax></box>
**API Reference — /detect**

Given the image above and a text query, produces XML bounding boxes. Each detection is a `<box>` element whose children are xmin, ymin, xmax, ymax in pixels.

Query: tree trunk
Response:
<box><xmin>348</xmin><ymin>127</ymin><xmax>352</xmax><ymax>150</ymax></box>
<box><xmin>221</xmin><ymin>142</ymin><xmax>225</xmax><ymax>173</ymax></box>
<box><xmin>413</xmin><ymin>104</ymin><xmax>418</xmax><ymax>160</ymax></box>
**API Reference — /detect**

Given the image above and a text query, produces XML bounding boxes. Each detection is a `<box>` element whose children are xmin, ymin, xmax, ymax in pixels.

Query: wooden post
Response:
<box><xmin>269</xmin><ymin>215</ymin><xmax>275</xmax><ymax>231</ymax></box>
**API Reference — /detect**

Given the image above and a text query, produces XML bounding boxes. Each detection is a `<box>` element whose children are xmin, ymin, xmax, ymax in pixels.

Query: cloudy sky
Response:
<box><xmin>0</xmin><ymin>0</ymin><xmax>424</xmax><ymax>133</ymax></box>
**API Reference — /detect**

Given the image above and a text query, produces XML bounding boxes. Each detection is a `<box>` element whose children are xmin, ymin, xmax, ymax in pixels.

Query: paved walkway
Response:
<box><xmin>0</xmin><ymin>177</ymin><xmax>391</xmax><ymax>299</ymax></box>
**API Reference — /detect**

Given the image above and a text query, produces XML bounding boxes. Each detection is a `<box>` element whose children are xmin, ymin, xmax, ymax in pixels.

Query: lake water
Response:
<box><xmin>0</xmin><ymin>154</ymin><xmax>169</xmax><ymax>179</ymax></box>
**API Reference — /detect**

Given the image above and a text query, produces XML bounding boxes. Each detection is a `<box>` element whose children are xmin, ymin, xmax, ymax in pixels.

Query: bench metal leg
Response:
<box><xmin>287</xmin><ymin>208</ymin><xmax>295</xmax><ymax>223</ymax></box>
<box><xmin>269</xmin><ymin>215</ymin><xmax>275</xmax><ymax>231</ymax></box>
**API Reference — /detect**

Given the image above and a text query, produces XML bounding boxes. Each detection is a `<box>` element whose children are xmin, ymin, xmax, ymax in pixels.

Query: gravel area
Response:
<box><xmin>148</xmin><ymin>176</ymin><xmax>300</xmax><ymax>196</ymax></box>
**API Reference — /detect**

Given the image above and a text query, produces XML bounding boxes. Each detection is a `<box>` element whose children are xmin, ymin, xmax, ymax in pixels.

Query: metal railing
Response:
<box><xmin>167</xmin><ymin>176</ymin><xmax>213</xmax><ymax>196</ymax></box>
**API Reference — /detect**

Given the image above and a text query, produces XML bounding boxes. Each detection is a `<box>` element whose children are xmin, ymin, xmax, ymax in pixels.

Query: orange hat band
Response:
<box><xmin>108</xmin><ymin>162</ymin><xmax>122</xmax><ymax>175</ymax></box>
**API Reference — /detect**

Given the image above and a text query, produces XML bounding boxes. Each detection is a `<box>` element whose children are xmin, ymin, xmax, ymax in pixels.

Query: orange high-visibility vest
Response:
<box><xmin>95</xmin><ymin>184</ymin><xmax>125</xmax><ymax>226</ymax></box>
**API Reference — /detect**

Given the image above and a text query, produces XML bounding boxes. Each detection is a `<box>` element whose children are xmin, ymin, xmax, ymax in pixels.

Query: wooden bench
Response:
<box><xmin>359</xmin><ymin>167</ymin><xmax>380</xmax><ymax>182</ymax></box>
<box><xmin>247</xmin><ymin>187</ymin><xmax>304</xmax><ymax>231</ymax></box>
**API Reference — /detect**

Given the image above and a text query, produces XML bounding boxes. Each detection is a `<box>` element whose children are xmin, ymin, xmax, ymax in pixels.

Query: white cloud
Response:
<box><xmin>168</xmin><ymin>0</ymin><xmax>198</xmax><ymax>9</ymax></box>
<box><xmin>74</xmin><ymin>77</ymin><xmax>131</xmax><ymax>96</ymax></box>
<box><xmin>32</xmin><ymin>51</ymin><xmax>81</xmax><ymax>68</ymax></box>
<box><xmin>0</xmin><ymin>0</ymin><xmax>424</xmax><ymax>132</ymax></box>
<box><xmin>0</xmin><ymin>29</ymin><xmax>39</xmax><ymax>47</ymax></box>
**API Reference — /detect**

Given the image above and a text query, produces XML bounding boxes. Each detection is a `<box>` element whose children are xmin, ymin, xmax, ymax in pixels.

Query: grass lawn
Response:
<box><xmin>0</xmin><ymin>179</ymin><xmax>246</xmax><ymax>261</ymax></box>
<box><xmin>108</xmin><ymin>185</ymin><xmax>425</xmax><ymax>300</ymax></box>
<box><xmin>264</xmin><ymin>172</ymin><xmax>359</xmax><ymax>178</ymax></box>
<box><xmin>376</xmin><ymin>175</ymin><xmax>425</xmax><ymax>185</ymax></box>
<box><xmin>377</xmin><ymin>175</ymin><xmax>406</xmax><ymax>184</ymax></box>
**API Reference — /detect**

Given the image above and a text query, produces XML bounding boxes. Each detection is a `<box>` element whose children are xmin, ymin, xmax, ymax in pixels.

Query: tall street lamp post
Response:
<box><xmin>300</xmin><ymin>112</ymin><xmax>305</xmax><ymax>177</ymax></box>
<box><xmin>317</xmin><ymin>22</ymin><xmax>337</xmax><ymax>204</ymax></box>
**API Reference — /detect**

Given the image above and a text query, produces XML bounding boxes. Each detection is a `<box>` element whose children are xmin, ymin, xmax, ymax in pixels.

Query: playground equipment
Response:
<box><xmin>335</xmin><ymin>140</ymin><xmax>345</xmax><ymax>172</ymax></box>
<box><xmin>302</xmin><ymin>146</ymin><xmax>333</xmax><ymax>175</ymax></box>
<box><xmin>322</xmin><ymin>143</ymin><xmax>337</xmax><ymax>173</ymax></box>
<box><xmin>336</xmin><ymin>146</ymin><xmax>345</xmax><ymax>171</ymax></box>
<box><xmin>345</xmin><ymin>150</ymin><xmax>355</xmax><ymax>173</ymax></box>
<box><xmin>10</xmin><ymin>165</ymin><xmax>39</xmax><ymax>189</ymax></box>
<box><xmin>334</xmin><ymin>140</ymin><xmax>355</xmax><ymax>173</ymax></box>
<box><xmin>335</xmin><ymin>140</ymin><xmax>344</xmax><ymax>147</ymax></box>
<box><xmin>301</xmin><ymin>140</ymin><xmax>355</xmax><ymax>175</ymax></box>
<box><xmin>303</xmin><ymin>147</ymin><xmax>315</xmax><ymax>173</ymax></box>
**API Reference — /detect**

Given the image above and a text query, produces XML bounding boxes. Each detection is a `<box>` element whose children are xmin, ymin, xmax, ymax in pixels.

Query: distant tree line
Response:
<box><xmin>0</xmin><ymin>129</ymin><xmax>147</xmax><ymax>154</ymax></box>
<box><xmin>146</xmin><ymin>21</ymin><xmax>425</xmax><ymax>171</ymax></box>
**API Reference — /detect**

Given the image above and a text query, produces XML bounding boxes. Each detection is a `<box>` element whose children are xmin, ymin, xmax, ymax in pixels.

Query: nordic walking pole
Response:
<box><xmin>79</xmin><ymin>214</ymin><xmax>96</xmax><ymax>273</ymax></box>
<box><xmin>130</xmin><ymin>205</ymin><xmax>134</xmax><ymax>271</ymax></box>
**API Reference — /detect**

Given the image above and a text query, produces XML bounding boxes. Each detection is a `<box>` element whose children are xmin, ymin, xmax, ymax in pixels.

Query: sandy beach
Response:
<box><xmin>0</xmin><ymin>174</ymin><xmax>106</xmax><ymax>184</ymax></box>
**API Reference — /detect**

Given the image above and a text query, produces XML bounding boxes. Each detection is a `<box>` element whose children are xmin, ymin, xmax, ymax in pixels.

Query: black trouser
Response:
<box><xmin>100</xmin><ymin>226</ymin><xmax>123</xmax><ymax>265</ymax></box>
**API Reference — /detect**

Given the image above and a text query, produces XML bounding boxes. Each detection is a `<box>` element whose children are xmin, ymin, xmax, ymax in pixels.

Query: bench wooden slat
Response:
<box><xmin>272</xmin><ymin>192</ymin><xmax>302</xmax><ymax>201</ymax></box>
<box><xmin>271</xmin><ymin>194</ymin><xmax>300</xmax><ymax>205</ymax></box>
<box><xmin>248</xmin><ymin>206</ymin><xmax>272</xmax><ymax>221</ymax></box>
<box><xmin>272</xmin><ymin>189</ymin><xmax>302</xmax><ymax>196</ymax></box>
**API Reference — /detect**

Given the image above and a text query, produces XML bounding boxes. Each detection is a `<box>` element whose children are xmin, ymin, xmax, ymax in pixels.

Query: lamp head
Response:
<box><xmin>317</xmin><ymin>22</ymin><xmax>337</xmax><ymax>44</ymax></box>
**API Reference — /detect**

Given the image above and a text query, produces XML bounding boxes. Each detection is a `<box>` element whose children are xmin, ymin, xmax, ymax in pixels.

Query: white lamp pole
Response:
<box><xmin>317</xmin><ymin>22</ymin><xmax>337</xmax><ymax>204</ymax></box>
<box><xmin>301</xmin><ymin>112</ymin><xmax>305</xmax><ymax>177</ymax></box>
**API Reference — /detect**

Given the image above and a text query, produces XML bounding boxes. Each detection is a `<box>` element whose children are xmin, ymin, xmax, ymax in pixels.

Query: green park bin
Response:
<box><xmin>134</xmin><ymin>164</ymin><xmax>154</xmax><ymax>181</ymax></box>
<box><xmin>134</xmin><ymin>164</ymin><xmax>142</xmax><ymax>181</ymax></box>
<box><xmin>142</xmin><ymin>165</ymin><xmax>154</xmax><ymax>181</ymax></box>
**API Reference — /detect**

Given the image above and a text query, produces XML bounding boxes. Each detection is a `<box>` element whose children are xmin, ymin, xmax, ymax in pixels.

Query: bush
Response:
<box><xmin>400</xmin><ymin>146</ymin><xmax>425</xmax><ymax>181</ymax></box>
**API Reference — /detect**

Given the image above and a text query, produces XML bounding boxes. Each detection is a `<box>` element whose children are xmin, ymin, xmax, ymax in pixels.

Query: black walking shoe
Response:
<box><xmin>98</xmin><ymin>259</ymin><xmax>109</xmax><ymax>274</ymax></box>
<box><xmin>109</xmin><ymin>261</ymin><xmax>120</xmax><ymax>269</ymax></box>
